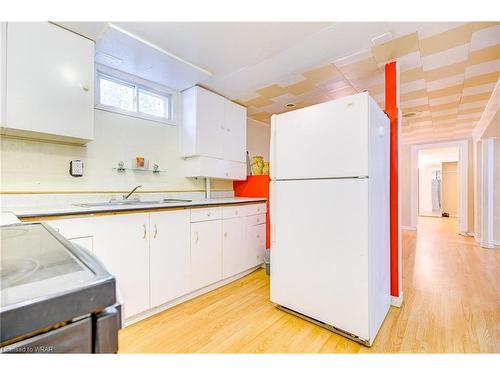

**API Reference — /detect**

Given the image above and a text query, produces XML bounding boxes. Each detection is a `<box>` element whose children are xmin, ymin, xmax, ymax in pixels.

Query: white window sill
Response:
<box><xmin>95</xmin><ymin>104</ymin><xmax>177</xmax><ymax>126</ymax></box>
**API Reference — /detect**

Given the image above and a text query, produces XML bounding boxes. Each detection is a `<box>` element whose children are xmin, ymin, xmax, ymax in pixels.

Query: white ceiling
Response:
<box><xmin>57</xmin><ymin>21</ymin><xmax>434</xmax><ymax>99</ymax></box>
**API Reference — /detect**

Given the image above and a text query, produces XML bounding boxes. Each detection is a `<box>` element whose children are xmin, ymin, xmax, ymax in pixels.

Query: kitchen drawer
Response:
<box><xmin>45</xmin><ymin>217</ymin><xmax>94</xmax><ymax>238</ymax></box>
<box><xmin>247</xmin><ymin>214</ymin><xmax>266</xmax><ymax>226</ymax></box>
<box><xmin>190</xmin><ymin>207</ymin><xmax>222</xmax><ymax>222</ymax></box>
<box><xmin>246</xmin><ymin>203</ymin><xmax>267</xmax><ymax>216</ymax></box>
<box><xmin>222</xmin><ymin>205</ymin><xmax>247</xmax><ymax>219</ymax></box>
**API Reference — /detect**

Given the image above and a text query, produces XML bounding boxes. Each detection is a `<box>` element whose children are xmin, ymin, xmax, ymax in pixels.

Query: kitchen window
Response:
<box><xmin>95</xmin><ymin>69</ymin><xmax>175</xmax><ymax>124</ymax></box>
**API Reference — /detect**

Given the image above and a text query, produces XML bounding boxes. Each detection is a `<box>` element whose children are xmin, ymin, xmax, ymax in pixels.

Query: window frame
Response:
<box><xmin>95</xmin><ymin>65</ymin><xmax>177</xmax><ymax>126</ymax></box>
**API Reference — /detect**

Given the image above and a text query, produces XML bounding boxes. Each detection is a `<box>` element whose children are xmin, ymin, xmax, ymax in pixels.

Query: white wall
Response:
<box><xmin>0</xmin><ymin>109</ymin><xmax>233</xmax><ymax>193</ymax></box>
<box><xmin>246</xmin><ymin>118</ymin><xmax>270</xmax><ymax>161</ymax></box>
<box><xmin>494</xmin><ymin>140</ymin><xmax>500</xmax><ymax>244</ymax></box>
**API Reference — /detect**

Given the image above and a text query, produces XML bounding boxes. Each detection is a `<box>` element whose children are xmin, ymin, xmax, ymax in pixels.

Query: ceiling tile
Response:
<box><xmin>463</xmin><ymin>71</ymin><xmax>500</xmax><ymax>87</ymax></box>
<box><xmin>256</xmin><ymin>84</ymin><xmax>288</xmax><ymax>98</ymax></box>
<box><xmin>462</xmin><ymin>82</ymin><xmax>497</xmax><ymax>96</ymax></box>
<box><xmin>460</xmin><ymin>92</ymin><xmax>493</xmax><ymax>104</ymax></box>
<box><xmin>401</xmin><ymin>67</ymin><xmax>424</xmax><ymax>83</ymax></box>
<box><xmin>426</xmin><ymin>74</ymin><xmax>464</xmax><ymax>91</ymax></box>
<box><xmin>429</xmin><ymin>93</ymin><xmax>462</xmax><ymax>106</ymax></box>
<box><xmin>285</xmin><ymin>79</ymin><xmax>318</xmax><ymax>95</ymax></box>
<box><xmin>464</xmin><ymin>59</ymin><xmax>500</xmax><ymax>77</ymax></box>
<box><xmin>428</xmin><ymin>85</ymin><xmax>463</xmax><ymax>99</ymax></box>
<box><xmin>401</xmin><ymin>96</ymin><xmax>429</xmax><ymax>108</ymax></box>
<box><xmin>421</xmin><ymin>44</ymin><xmax>470</xmax><ymax>71</ymax></box>
<box><xmin>459</xmin><ymin>100</ymin><xmax>490</xmax><ymax>110</ymax></box>
<box><xmin>302</xmin><ymin>64</ymin><xmax>341</xmax><ymax>83</ymax></box>
<box><xmin>417</xmin><ymin>22</ymin><xmax>468</xmax><ymax>39</ymax></box>
<box><xmin>468</xmin><ymin>44</ymin><xmax>500</xmax><ymax>66</ymax></box>
<box><xmin>401</xmin><ymin>79</ymin><xmax>427</xmax><ymax>93</ymax></box>
<box><xmin>419</xmin><ymin>23</ymin><xmax>473</xmax><ymax>57</ymax></box>
<box><xmin>458</xmin><ymin>106</ymin><xmax>486</xmax><ymax>115</ymax></box>
<box><xmin>372</xmin><ymin>32</ymin><xmax>419</xmax><ymax>63</ymax></box>
<box><xmin>392</xmin><ymin>51</ymin><xmax>423</xmax><ymax>72</ymax></box>
<box><xmin>400</xmin><ymin>89</ymin><xmax>427</xmax><ymax>102</ymax></box>
<box><xmin>469</xmin><ymin>24</ymin><xmax>500</xmax><ymax>51</ymax></box>
<box><xmin>424</xmin><ymin>61</ymin><xmax>467</xmax><ymax>82</ymax></box>
<box><xmin>430</xmin><ymin>101</ymin><xmax>461</xmax><ymax>112</ymax></box>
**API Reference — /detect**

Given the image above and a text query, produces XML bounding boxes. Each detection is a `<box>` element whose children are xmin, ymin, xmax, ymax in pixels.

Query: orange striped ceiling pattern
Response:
<box><xmin>236</xmin><ymin>22</ymin><xmax>499</xmax><ymax>144</ymax></box>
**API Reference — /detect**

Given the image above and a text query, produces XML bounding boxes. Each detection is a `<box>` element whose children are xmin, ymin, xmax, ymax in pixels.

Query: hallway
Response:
<box><xmin>119</xmin><ymin>217</ymin><xmax>499</xmax><ymax>353</ymax></box>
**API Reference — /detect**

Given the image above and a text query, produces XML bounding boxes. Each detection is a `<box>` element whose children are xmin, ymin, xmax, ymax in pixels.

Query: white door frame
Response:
<box><xmin>410</xmin><ymin>140</ymin><xmax>469</xmax><ymax>233</ymax></box>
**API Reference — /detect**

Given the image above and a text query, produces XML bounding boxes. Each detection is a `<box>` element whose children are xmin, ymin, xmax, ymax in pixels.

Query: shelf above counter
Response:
<box><xmin>112</xmin><ymin>167</ymin><xmax>165</xmax><ymax>174</ymax></box>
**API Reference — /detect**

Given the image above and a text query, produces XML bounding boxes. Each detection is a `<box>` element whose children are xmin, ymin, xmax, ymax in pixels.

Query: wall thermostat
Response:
<box><xmin>70</xmin><ymin>160</ymin><xmax>84</xmax><ymax>177</ymax></box>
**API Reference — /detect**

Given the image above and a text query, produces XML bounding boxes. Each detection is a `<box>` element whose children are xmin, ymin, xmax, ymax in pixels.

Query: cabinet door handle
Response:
<box><xmin>224</xmin><ymin>232</ymin><xmax>228</xmax><ymax>238</ymax></box>
<box><xmin>153</xmin><ymin>224</ymin><xmax>158</xmax><ymax>239</ymax></box>
<box><xmin>142</xmin><ymin>224</ymin><xmax>147</xmax><ymax>239</ymax></box>
<box><xmin>220</xmin><ymin>125</ymin><xmax>225</xmax><ymax>130</ymax></box>
<box><xmin>227</xmin><ymin>128</ymin><xmax>230</xmax><ymax>132</ymax></box>
<box><xmin>194</xmin><ymin>231</ymin><xmax>199</xmax><ymax>244</ymax></box>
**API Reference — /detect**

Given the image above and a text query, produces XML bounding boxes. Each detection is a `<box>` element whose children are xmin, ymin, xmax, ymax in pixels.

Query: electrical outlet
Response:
<box><xmin>70</xmin><ymin>160</ymin><xmax>83</xmax><ymax>177</ymax></box>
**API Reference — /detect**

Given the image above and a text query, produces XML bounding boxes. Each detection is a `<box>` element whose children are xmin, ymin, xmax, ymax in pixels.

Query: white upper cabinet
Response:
<box><xmin>223</xmin><ymin>99</ymin><xmax>246</xmax><ymax>163</ymax></box>
<box><xmin>181</xmin><ymin>85</ymin><xmax>225</xmax><ymax>158</ymax></box>
<box><xmin>180</xmin><ymin>85</ymin><xmax>247</xmax><ymax>180</ymax></box>
<box><xmin>1</xmin><ymin>22</ymin><xmax>94</xmax><ymax>144</ymax></box>
<box><xmin>0</xmin><ymin>23</ymin><xmax>5</xmax><ymax>124</ymax></box>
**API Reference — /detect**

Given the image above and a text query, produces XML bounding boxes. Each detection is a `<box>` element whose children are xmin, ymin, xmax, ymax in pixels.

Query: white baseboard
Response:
<box><xmin>480</xmin><ymin>241</ymin><xmax>497</xmax><ymax>249</ymax></box>
<box><xmin>401</xmin><ymin>225</ymin><xmax>416</xmax><ymax>231</ymax></box>
<box><xmin>124</xmin><ymin>265</ymin><xmax>262</xmax><ymax>327</ymax></box>
<box><xmin>391</xmin><ymin>293</ymin><xmax>404</xmax><ymax>307</ymax></box>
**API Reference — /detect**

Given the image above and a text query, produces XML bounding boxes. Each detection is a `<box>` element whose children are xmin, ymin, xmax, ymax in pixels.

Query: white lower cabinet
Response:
<box><xmin>149</xmin><ymin>210</ymin><xmax>191</xmax><ymax>308</ymax></box>
<box><xmin>44</xmin><ymin>217</ymin><xmax>94</xmax><ymax>252</ymax></box>
<box><xmin>41</xmin><ymin>202</ymin><xmax>266</xmax><ymax>322</ymax></box>
<box><xmin>222</xmin><ymin>217</ymin><xmax>247</xmax><ymax>278</ymax></box>
<box><xmin>246</xmin><ymin>222</ymin><xmax>266</xmax><ymax>269</ymax></box>
<box><xmin>93</xmin><ymin>213</ymin><xmax>150</xmax><ymax>319</ymax></box>
<box><xmin>69</xmin><ymin>236</ymin><xmax>93</xmax><ymax>252</ymax></box>
<box><xmin>190</xmin><ymin>219</ymin><xmax>223</xmax><ymax>290</ymax></box>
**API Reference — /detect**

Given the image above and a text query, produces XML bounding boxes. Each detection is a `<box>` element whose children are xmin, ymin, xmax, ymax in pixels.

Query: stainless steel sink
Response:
<box><xmin>160</xmin><ymin>199</ymin><xmax>192</xmax><ymax>203</ymax></box>
<box><xmin>75</xmin><ymin>201</ymin><xmax>160</xmax><ymax>208</ymax></box>
<box><xmin>74</xmin><ymin>198</ymin><xmax>192</xmax><ymax>208</ymax></box>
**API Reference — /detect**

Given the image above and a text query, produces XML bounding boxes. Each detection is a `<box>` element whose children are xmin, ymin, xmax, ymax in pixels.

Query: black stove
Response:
<box><xmin>1</xmin><ymin>223</ymin><xmax>120</xmax><ymax>353</ymax></box>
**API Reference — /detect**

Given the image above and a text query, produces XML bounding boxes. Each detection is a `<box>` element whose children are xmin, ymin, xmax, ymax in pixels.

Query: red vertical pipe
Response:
<box><xmin>385</xmin><ymin>62</ymin><xmax>399</xmax><ymax>297</ymax></box>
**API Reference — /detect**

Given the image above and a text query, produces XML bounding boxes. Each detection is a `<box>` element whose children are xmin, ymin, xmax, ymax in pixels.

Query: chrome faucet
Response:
<box><xmin>124</xmin><ymin>185</ymin><xmax>142</xmax><ymax>200</ymax></box>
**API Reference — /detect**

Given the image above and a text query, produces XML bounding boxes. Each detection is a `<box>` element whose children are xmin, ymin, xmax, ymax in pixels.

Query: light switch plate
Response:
<box><xmin>70</xmin><ymin>160</ymin><xmax>83</xmax><ymax>177</ymax></box>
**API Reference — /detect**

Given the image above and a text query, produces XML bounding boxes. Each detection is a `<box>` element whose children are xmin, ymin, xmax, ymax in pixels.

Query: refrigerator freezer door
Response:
<box><xmin>270</xmin><ymin>178</ymin><xmax>370</xmax><ymax>340</ymax></box>
<box><xmin>270</xmin><ymin>93</ymin><xmax>369</xmax><ymax>180</ymax></box>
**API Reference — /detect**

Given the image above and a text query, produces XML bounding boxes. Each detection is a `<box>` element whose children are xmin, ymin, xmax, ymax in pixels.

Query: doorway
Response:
<box><xmin>417</xmin><ymin>147</ymin><xmax>459</xmax><ymax>219</ymax></box>
<box><xmin>410</xmin><ymin>140</ymin><xmax>469</xmax><ymax>234</ymax></box>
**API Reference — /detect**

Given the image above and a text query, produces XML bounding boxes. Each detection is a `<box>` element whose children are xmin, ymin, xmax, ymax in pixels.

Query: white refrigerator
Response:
<box><xmin>269</xmin><ymin>92</ymin><xmax>390</xmax><ymax>346</ymax></box>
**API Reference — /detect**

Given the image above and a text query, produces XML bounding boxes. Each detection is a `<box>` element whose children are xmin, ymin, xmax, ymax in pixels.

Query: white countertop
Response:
<box><xmin>4</xmin><ymin>197</ymin><xmax>267</xmax><ymax>218</ymax></box>
<box><xmin>1</xmin><ymin>212</ymin><xmax>22</xmax><ymax>225</ymax></box>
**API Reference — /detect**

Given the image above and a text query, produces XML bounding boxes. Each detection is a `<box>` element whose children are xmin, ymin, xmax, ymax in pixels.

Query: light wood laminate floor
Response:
<box><xmin>119</xmin><ymin>217</ymin><xmax>499</xmax><ymax>353</ymax></box>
